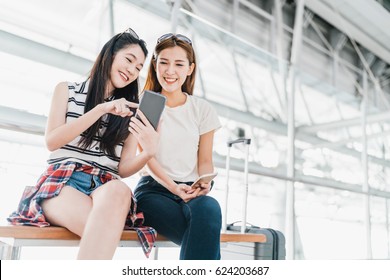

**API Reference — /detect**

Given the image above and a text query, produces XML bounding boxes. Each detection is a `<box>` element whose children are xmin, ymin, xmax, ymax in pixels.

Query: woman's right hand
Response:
<box><xmin>128</xmin><ymin>110</ymin><xmax>160</xmax><ymax>158</ymax></box>
<box><xmin>100</xmin><ymin>98</ymin><xmax>138</xmax><ymax>117</ymax></box>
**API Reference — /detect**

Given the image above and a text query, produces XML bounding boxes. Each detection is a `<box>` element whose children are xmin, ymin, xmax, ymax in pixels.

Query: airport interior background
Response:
<box><xmin>1</xmin><ymin>0</ymin><xmax>390</xmax><ymax>260</ymax></box>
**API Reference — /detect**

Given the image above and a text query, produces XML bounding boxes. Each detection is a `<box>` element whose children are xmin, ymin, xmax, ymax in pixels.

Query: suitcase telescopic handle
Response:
<box><xmin>227</xmin><ymin>138</ymin><xmax>251</xmax><ymax>147</ymax></box>
<box><xmin>223</xmin><ymin>138</ymin><xmax>251</xmax><ymax>233</ymax></box>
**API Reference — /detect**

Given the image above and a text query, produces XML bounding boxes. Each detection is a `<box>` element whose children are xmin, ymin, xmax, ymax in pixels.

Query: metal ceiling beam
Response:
<box><xmin>309</xmin><ymin>129</ymin><xmax>390</xmax><ymax>150</ymax></box>
<box><xmin>0</xmin><ymin>106</ymin><xmax>46</xmax><ymax>136</ymax></box>
<box><xmin>0</xmin><ymin>29</ymin><xmax>92</xmax><ymax>75</ymax></box>
<box><xmin>297</xmin><ymin>111</ymin><xmax>390</xmax><ymax>133</ymax></box>
<box><xmin>238</xmin><ymin>0</ymin><xmax>274</xmax><ymax>21</ymax></box>
<box><xmin>305</xmin><ymin>0</ymin><xmax>390</xmax><ymax>65</ymax></box>
<box><xmin>0</xmin><ymin>133</ymin><xmax>44</xmax><ymax>147</ymax></box>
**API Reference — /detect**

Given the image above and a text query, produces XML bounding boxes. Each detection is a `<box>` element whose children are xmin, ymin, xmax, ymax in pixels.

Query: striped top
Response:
<box><xmin>48</xmin><ymin>81</ymin><xmax>123</xmax><ymax>177</ymax></box>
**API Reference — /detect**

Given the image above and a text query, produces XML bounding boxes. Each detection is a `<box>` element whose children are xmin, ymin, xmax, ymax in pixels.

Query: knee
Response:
<box><xmin>93</xmin><ymin>180</ymin><xmax>132</xmax><ymax>210</ymax></box>
<box><xmin>206</xmin><ymin>197</ymin><xmax>222</xmax><ymax>228</ymax></box>
<box><xmin>190</xmin><ymin>196</ymin><xmax>222</xmax><ymax>227</ymax></box>
<box><xmin>202</xmin><ymin>196</ymin><xmax>222</xmax><ymax>218</ymax></box>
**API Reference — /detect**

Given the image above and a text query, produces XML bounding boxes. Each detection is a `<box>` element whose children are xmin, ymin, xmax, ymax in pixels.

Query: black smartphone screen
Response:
<box><xmin>135</xmin><ymin>90</ymin><xmax>166</xmax><ymax>130</ymax></box>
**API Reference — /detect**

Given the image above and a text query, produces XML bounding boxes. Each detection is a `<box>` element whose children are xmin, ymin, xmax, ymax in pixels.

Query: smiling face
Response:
<box><xmin>108</xmin><ymin>44</ymin><xmax>146</xmax><ymax>94</ymax></box>
<box><xmin>155</xmin><ymin>46</ymin><xmax>194</xmax><ymax>95</ymax></box>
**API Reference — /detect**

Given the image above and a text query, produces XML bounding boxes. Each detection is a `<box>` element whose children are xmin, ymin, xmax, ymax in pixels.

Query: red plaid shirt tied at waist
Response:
<box><xmin>8</xmin><ymin>161</ymin><xmax>156</xmax><ymax>258</ymax></box>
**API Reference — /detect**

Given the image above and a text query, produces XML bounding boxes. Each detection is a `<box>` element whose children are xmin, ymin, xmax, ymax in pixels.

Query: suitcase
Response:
<box><xmin>221</xmin><ymin>138</ymin><xmax>286</xmax><ymax>260</ymax></box>
<box><xmin>225</xmin><ymin>223</ymin><xmax>286</xmax><ymax>260</ymax></box>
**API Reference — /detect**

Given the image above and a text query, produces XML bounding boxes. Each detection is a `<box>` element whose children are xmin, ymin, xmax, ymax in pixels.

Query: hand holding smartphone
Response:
<box><xmin>135</xmin><ymin>90</ymin><xmax>166</xmax><ymax>130</ymax></box>
<box><xmin>191</xmin><ymin>172</ymin><xmax>218</xmax><ymax>189</ymax></box>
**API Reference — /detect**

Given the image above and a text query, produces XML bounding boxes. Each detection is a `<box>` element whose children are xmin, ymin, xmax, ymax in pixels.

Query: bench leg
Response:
<box><xmin>152</xmin><ymin>246</ymin><xmax>159</xmax><ymax>260</ymax></box>
<box><xmin>11</xmin><ymin>246</ymin><xmax>21</xmax><ymax>259</ymax></box>
<box><xmin>0</xmin><ymin>242</ymin><xmax>21</xmax><ymax>260</ymax></box>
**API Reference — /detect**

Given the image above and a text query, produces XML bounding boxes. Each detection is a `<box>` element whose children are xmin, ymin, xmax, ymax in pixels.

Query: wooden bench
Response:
<box><xmin>0</xmin><ymin>225</ymin><xmax>266</xmax><ymax>260</ymax></box>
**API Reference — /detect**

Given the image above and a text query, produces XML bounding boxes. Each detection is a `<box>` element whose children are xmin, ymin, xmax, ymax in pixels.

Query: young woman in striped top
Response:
<box><xmin>8</xmin><ymin>28</ymin><xmax>159</xmax><ymax>259</ymax></box>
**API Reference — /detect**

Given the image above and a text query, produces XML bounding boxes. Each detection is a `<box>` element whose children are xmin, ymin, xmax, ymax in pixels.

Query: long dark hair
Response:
<box><xmin>143</xmin><ymin>35</ymin><xmax>196</xmax><ymax>95</ymax></box>
<box><xmin>79</xmin><ymin>32</ymin><xmax>148</xmax><ymax>157</ymax></box>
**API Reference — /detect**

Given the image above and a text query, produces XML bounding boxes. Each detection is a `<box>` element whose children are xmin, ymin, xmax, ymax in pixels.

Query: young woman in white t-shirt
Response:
<box><xmin>132</xmin><ymin>33</ymin><xmax>222</xmax><ymax>260</ymax></box>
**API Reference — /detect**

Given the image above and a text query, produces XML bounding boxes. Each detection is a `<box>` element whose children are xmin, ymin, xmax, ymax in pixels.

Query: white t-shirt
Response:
<box><xmin>146</xmin><ymin>93</ymin><xmax>221</xmax><ymax>182</ymax></box>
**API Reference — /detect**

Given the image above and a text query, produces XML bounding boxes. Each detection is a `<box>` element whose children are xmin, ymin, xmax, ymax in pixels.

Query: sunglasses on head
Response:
<box><xmin>157</xmin><ymin>33</ymin><xmax>192</xmax><ymax>45</ymax></box>
<box><xmin>119</xmin><ymin>27</ymin><xmax>139</xmax><ymax>40</ymax></box>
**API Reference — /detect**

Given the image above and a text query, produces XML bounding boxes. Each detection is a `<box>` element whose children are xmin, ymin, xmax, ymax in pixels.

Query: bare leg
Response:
<box><xmin>77</xmin><ymin>180</ymin><xmax>132</xmax><ymax>259</ymax></box>
<box><xmin>41</xmin><ymin>186</ymin><xmax>92</xmax><ymax>236</ymax></box>
<box><xmin>42</xmin><ymin>181</ymin><xmax>132</xmax><ymax>259</ymax></box>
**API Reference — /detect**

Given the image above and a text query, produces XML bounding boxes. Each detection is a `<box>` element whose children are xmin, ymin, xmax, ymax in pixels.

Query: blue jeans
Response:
<box><xmin>134</xmin><ymin>176</ymin><xmax>222</xmax><ymax>260</ymax></box>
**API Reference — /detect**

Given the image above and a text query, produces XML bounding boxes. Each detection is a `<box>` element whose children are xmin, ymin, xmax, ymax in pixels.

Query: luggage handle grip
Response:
<box><xmin>227</xmin><ymin>221</ymin><xmax>260</xmax><ymax>229</ymax></box>
<box><xmin>227</xmin><ymin>138</ymin><xmax>251</xmax><ymax>147</ymax></box>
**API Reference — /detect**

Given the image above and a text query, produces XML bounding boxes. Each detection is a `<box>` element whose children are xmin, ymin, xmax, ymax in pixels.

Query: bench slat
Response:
<box><xmin>0</xmin><ymin>225</ymin><xmax>266</xmax><ymax>243</ymax></box>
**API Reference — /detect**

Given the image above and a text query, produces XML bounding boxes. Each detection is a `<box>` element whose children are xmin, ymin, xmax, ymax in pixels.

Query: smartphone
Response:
<box><xmin>191</xmin><ymin>172</ymin><xmax>218</xmax><ymax>189</ymax></box>
<box><xmin>135</xmin><ymin>90</ymin><xmax>166</xmax><ymax>130</ymax></box>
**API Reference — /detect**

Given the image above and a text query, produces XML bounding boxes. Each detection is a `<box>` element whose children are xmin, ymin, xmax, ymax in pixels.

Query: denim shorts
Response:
<box><xmin>66</xmin><ymin>170</ymin><xmax>105</xmax><ymax>196</ymax></box>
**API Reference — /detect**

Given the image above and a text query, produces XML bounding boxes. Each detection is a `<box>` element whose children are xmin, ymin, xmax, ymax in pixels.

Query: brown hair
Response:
<box><xmin>143</xmin><ymin>36</ymin><xmax>196</xmax><ymax>95</ymax></box>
